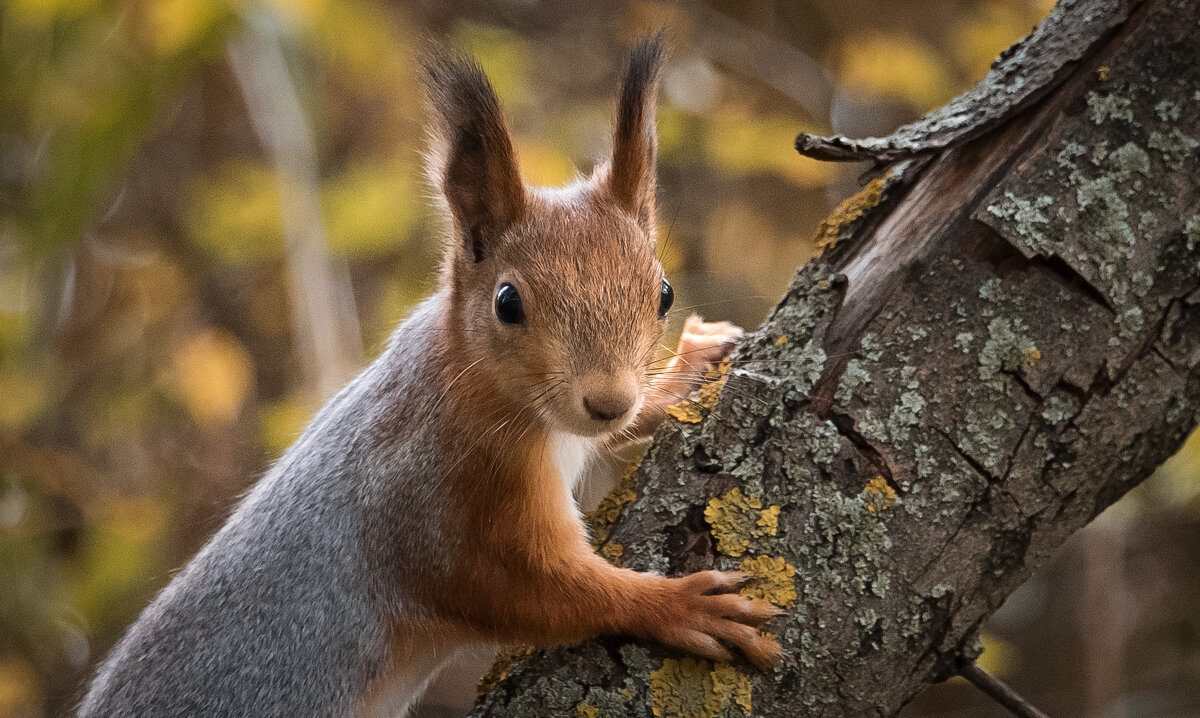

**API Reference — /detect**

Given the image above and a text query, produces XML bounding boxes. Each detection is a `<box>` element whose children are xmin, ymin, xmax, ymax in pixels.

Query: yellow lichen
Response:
<box><xmin>863</xmin><ymin>475</ymin><xmax>896</xmax><ymax>512</ymax></box>
<box><xmin>649</xmin><ymin>658</ymin><xmax>752</xmax><ymax>718</ymax></box>
<box><xmin>585</xmin><ymin>462</ymin><xmax>638</xmax><ymax>548</ymax></box>
<box><xmin>756</xmin><ymin>504</ymin><xmax>780</xmax><ymax>535</ymax></box>
<box><xmin>711</xmin><ymin>663</ymin><xmax>753</xmax><ymax>715</ymax></box>
<box><xmin>666</xmin><ymin>358</ymin><xmax>731</xmax><ymax>424</ymax></box>
<box><xmin>476</xmin><ymin>644</ymin><xmax>533</xmax><ymax>699</ymax></box>
<box><xmin>704</xmin><ymin>487</ymin><xmax>780</xmax><ymax>557</ymax></box>
<box><xmin>1021</xmin><ymin>346</ymin><xmax>1042</xmax><ymax>367</ymax></box>
<box><xmin>577</xmin><ymin>704</ymin><xmax>599</xmax><ymax>718</ymax></box>
<box><xmin>812</xmin><ymin>176</ymin><xmax>887</xmax><ymax>252</ymax></box>
<box><xmin>738</xmin><ymin>555</ymin><xmax>797</xmax><ymax>608</ymax></box>
<box><xmin>1097</xmin><ymin>65</ymin><xmax>1110</xmax><ymax>81</ymax></box>
<box><xmin>601</xmin><ymin>542</ymin><xmax>624</xmax><ymax>563</ymax></box>
<box><xmin>773</xmin><ymin>335</ymin><xmax>789</xmax><ymax>346</ymax></box>
<box><xmin>665</xmin><ymin>401</ymin><xmax>705</xmax><ymax>423</ymax></box>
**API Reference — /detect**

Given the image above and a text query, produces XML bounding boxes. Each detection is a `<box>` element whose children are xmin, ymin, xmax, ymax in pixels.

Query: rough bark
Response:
<box><xmin>472</xmin><ymin>0</ymin><xmax>1200</xmax><ymax>715</ymax></box>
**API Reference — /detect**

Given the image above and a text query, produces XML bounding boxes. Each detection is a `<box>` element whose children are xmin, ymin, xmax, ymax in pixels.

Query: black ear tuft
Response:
<box><xmin>420</xmin><ymin>54</ymin><xmax>526</xmax><ymax>262</ymax></box>
<box><xmin>607</xmin><ymin>32</ymin><xmax>665</xmax><ymax>236</ymax></box>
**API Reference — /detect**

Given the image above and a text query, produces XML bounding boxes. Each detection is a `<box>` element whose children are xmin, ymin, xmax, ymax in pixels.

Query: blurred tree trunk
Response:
<box><xmin>472</xmin><ymin>0</ymin><xmax>1200</xmax><ymax>715</ymax></box>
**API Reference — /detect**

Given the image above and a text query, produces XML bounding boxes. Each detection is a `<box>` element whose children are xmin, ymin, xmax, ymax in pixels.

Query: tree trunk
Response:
<box><xmin>472</xmin><ymin>0</ymin><xmax>1200</xmax><ymax>715</ymax></box>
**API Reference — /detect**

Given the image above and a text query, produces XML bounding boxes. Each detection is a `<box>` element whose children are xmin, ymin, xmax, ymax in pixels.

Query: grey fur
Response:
<box><xmin>78</xmin><ymin>296</ymin><xmax>455</xmax><ymax>718</ymax></box>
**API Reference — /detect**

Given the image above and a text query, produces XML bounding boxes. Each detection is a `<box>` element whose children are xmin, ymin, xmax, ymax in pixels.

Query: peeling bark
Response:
<box><xmin>472</xmin><ymin>0</ymin><xmax>1200</xmax><ymax>715</ymax></box>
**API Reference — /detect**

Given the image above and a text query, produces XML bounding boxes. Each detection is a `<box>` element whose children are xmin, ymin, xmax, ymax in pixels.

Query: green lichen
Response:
<box><xmin>1147</xmin><ymin>128</ymin><xmax>1199</xmax><ymax>171</ymax></box>
<box><xmin>833</xmin><ymin>359</ymin><xmax>871</xmax><ymax>407</ymax></box>
<box><xmin>1115</xmin><ymin>306</ymin><xmax>1144</xmax><ymax>340</ymax></box>
<box><xmin>1108</xmin><ymin>142</ymin><xmax>1151</xmax><ymax>178</ymax></box>
<box><xmin>1155</xmin><ymin>99</ymin><xmax>1181</xmax><ymax>122</ymax></box>
<box><xmin>978</xmin><ymin>317</ymin><xmax>1038</xmax><ymax>388</ymax></box>
<box><xmin>801</xmin><ymin>486</ymin><xmax>893</xmax><ymax>600</ymax></box>
<box><xmin>886</xmin><ymin>390</ymin><xmax>926</xmax><ymax>443</ymax></box>
<box><xmin>1087</xmin><ymin>91</ymin><xmax>1134</xmax><ymax>124</ymax></box>
<box><xmin>1041</xmin><ymin>393</ymin><xmax>1079</xmax><ymax>425</ymax></box>
<box><xmin>578</xmin><ymin>685</ymin><xmax>638</xmax><ymax>718</ymax></box>
<box><xmin>955</xmin><ymin>332</ymin><xmax>975</xmax><ymax>353</ymax></box>
<box><xmin>1184</xmin><ymin>215</ymin><xmax>1200</xmax><ymax>252</ymax></box>
<box><xmin>985</xmin><ymin>192</ymin><xmax>1052</xmax><ymax>245</ymax></box>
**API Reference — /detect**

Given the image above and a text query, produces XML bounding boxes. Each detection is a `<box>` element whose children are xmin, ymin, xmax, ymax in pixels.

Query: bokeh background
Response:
<box><xmin>1</xmin><ymin>0</ymin><xmax>1198</xmax><ymax>716</ymax></box>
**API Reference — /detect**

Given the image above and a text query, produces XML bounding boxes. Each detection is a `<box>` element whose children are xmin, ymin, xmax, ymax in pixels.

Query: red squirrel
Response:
<box><xmin>77</xmin><ymin>36</ymin><xmax>781</xmax><ymax>718</ymax></box>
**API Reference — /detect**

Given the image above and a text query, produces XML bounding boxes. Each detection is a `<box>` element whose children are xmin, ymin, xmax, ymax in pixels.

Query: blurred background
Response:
<box><xmin>1</xmin><ymin>0</ymin><xmax>1198</xmax><ymax>716</ymax></box>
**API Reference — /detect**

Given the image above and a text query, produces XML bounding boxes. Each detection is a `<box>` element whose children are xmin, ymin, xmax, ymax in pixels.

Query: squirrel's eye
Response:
<box><xmin>658</xmin><ymin>278</ymin><xmax>674</xmax><ymax>319</ymax></box>
<box><xmin>495</xmin><ymin>282</ymin><xmax>525</xmax><ymax>325</ymax></box>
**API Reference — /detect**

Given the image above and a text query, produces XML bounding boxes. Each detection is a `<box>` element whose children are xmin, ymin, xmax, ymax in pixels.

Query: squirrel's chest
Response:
<box><xmin>549</xmin><ymin>432</ymin><xmax>597</xmax><ymax>504</ymax></box>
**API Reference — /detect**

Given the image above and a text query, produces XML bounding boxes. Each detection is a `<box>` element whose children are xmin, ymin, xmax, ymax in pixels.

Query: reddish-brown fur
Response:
<box><xmin>364</xmin><ymin>38</ymin><xmax>782</xmax><ymax>709</ymax></box>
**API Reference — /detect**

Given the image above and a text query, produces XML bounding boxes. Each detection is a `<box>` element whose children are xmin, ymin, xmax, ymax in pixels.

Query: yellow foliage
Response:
<box><xmin>949</xmin><ymin>1</ymin><xmax>1044</xmax><ymax>83</ymax></box>
<box><xmin>72</xmin><ymin>495</ymin><xmax>170</xmax><ymax>631</ymax></box>
<box><xmin>514</xmin><ymin>139</ymin><xmax>578</xmax><ymax>188</ymax></box>
<box><xmin>260</xmin><ymin>395</ymin><xmax>313</xmax><ymax>456</ymax></box>
<box><xmin>140</xmin><ymin>0</ymin><xmax>227</xmax><ymax>56</ymax></box>
<box><xmin>186</xmin><ymin>161</ymin><xmax>285</xmax><ymax>265</ymax></box>
<box><xmin>656</xmin><ymin>234</ymin><xmax>685</xmax><ymax>274</ymax></box>
<box><xmin>1148</xmin><ymin>428</ymin><xmax>1200</xmax><ymax>507</ymax></box>
<box><xmin>0</xmin><ymin>366</ymin><xmax>47</xmax><ymax>432</ymax></box>
<box><xmin>837</xmin><ymin>31</ymin><xmax>954</xmax><ymax>110</ymax></box>
<box><xmin>705</xmin><ymin>109</ymin><xmax>835</xmax><ymax>188</ymax></box>
<box><xmin>950</xmin><ymin>633</ymin><xmax>1018</xmax><ymax>685</ymax></box>
<box><xmin>703</xmin><ymin>202</ymin><xmax>787</xmax><ymax>297</ymax></box>
<box><xmin>309</xmin><ymin>0</ymin><xmax>412</xmax><ymax>88</ymax></box>
<box><xmin>0</xmin><ymin>657</ymin><xmax>41</xmax><ymax>717</ymax></box>
<box><xmin>322</xmin><ymin>162</ymin><xmax>419</xmax><ymax>257</ymax></box>
<box><xmin>649</xmin><ymin>657</ymin><xmax>752</xmax><ymax>718</ymax></box>
<box><xmin>977</xmin><ymin>633</ymin><xmax>1018</xmax><ymax>676</ymax></box>
<box><xmin>6</xmin><ymin>0</ymin><xmax>101</xmax><ymax>28</ymax></box>
<box><xmin>172</xmin><ymin>329</ymin><xmax>254</xmax><ymax>427</ymax></box>
<box><xmin>738</xmin><ymin>555</ymin><xmax>797</xmax><ymax>609</ymax></box>
<box><xmin>453</xmin><ymin>23</ymin><xmax>532</xmax><ymax>104</ymax></box>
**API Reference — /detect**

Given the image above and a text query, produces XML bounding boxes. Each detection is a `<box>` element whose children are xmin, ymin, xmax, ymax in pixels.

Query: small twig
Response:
<box><xmin>960</xmin><ymin>662</ymin><xmax>1051</xmax><ymax>718</ymax></box>
<box><xmin>227</xmin><ymin>9</ymin><xmax>363</xmax><ymax>404</ymax></box>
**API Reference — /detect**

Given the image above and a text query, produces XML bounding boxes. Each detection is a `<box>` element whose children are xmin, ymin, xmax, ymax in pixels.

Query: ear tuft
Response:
<box><xmin>607</xmin><ymin>33</ymin><xmax>665</xmax><ymax>236</ymax></box>
<box><xmin>420</xmin><ymin>54</ymin><xmax>526</xmax><ymax>262</ymax></box>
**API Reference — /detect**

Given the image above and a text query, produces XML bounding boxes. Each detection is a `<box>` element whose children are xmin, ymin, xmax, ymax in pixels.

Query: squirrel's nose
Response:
<box><xmin>583</xmin><ymin>392</ymin><xmax>634</xmax><ymax>422</ymax></box>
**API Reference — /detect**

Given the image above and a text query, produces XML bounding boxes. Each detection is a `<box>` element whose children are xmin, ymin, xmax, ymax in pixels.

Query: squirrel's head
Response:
<box><xmin>421</xmin><ymin>37</ymin><xmax>669</xmax><ymax>438</ymax></box>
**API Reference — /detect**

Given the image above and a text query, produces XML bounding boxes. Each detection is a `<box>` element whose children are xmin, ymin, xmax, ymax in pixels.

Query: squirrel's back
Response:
<box><xmin>77</xmin><ymin>295</ymin><xmax>457</xmax><ymax>717</ymax></box>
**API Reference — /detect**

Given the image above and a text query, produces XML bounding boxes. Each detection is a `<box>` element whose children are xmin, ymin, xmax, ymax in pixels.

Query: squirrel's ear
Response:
<box><xmin>604</xmin><ymin>34</ymin><xmax>664</xmax><ymax>238</ymax></box>
<box><xmin>421</xmin><ymin>55</ymin><xmax>526</xmax><ymax>262</ymax></box>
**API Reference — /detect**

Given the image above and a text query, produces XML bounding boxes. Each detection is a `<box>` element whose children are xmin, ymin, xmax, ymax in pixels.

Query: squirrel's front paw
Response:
<box><xmin>662</xmin><ymin>315</ymin><xmax>743</xmax><ymax>392</ymax></box>
<box><xmin>656</xmin><ymin>570</ymin><xmax>783</xmax><ymax>667</ymax></box>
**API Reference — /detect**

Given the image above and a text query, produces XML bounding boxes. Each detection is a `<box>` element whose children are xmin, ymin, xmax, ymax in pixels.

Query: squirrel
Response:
<box><xmin>77</xmin><ymin>36</ymin><xmax>782</xmax><ymax>718</ymax></box>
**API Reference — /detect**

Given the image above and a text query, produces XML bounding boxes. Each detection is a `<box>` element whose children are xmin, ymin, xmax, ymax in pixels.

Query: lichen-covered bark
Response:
<box><xmin>795</xmin><ymin>0</ymin><xmax>1136</xmax><ymax>162</ymax></box>
<box><xmin>471</xmin><ymin>0</ymin><xmax>1200</xmax><ymax>715</ymax></box>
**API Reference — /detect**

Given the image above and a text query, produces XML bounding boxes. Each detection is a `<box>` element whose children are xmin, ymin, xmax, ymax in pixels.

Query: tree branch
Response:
<box><xmin>473</xmin><ymin>0</ymin><xmax>1200</xmax><ymax>715</ymax></box>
